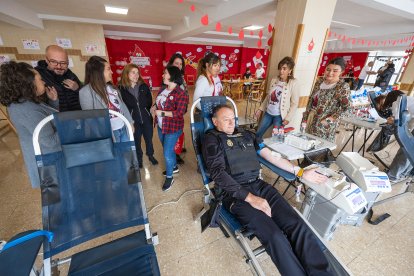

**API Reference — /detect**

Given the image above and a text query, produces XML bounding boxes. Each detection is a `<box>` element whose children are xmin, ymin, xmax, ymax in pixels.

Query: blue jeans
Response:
<box><xmin>113</xmin><ymin>126</ymin><xmax>129</xmax><ymax>142</ymax></box>
<box><xmin>158</xmin><ymin>127</ymin><xmax>182</xmax><ymax>177</ymax></box>
<box><xmin>256</xmin><ymin>112</ymin><xmax>282</xmax><ymax>138</ymax></box>
<box><xmin>356</xmin><ymin>78</ymin><xmax>364</xmax><ymax>91</ymax></box>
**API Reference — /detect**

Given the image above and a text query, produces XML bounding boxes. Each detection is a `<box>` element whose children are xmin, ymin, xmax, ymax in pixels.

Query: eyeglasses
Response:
<box><xmin>47</xmin><ymin>58</ymin><xmax>69</xmax><ymax>67</ymax></box>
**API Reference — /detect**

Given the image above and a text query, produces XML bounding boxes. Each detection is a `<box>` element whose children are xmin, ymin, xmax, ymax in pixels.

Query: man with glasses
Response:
<box><xmin>35</xmin><ymin>45</ymin><xmax>82</xmax><ymax>111</ymax></box>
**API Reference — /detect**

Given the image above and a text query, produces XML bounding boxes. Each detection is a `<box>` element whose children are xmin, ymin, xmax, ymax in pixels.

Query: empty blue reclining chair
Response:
<box><xmin>395</xmin><ymin>95</ymin><xmax>414</xmax><ymax>165</ymax></box>
<box><xmin>32</xmin><ymin>109</ymin><xmax>160</xmax><ymax>276</ymax></box>
<box><xmin>190</xmin><ymin>96</ymin><xmax>351</xmax><ymax>276</ymax></box>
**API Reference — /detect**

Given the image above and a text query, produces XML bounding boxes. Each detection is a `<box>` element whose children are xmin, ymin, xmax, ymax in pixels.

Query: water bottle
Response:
<box><xmin>279</xmin><ymin>126</ymin><xmax>285</xmax><ymax>142</ymax></box>
<box><xmin>300</xmin><ymin>121</ymin><xmax>307</xmax><ymax>133</ymax></box>
<box><xmin>272</xmin><ymin>126</ymin><xmax>278</xmax><ymax>142</ymax></box>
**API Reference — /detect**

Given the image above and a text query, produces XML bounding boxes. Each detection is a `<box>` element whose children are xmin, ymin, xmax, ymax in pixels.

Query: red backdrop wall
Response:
<box><xmin>318</xmin><ymin>52</ymin><xmax>369</xmax><ymax>78</ymax></box>
<box><xmin>105</xmin><ymin>38</ymin><xmax>269</xmax><ymax>88</ymax></box>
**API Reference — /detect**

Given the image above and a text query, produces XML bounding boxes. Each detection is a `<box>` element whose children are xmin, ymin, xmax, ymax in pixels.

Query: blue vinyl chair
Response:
<box><xmin>32</xmin><ymin>109</ymin><xmax>160</xmax><ymax>276</ymax></box>
<box><xmin>0</xmin><ymin>230</ymin><xmax>53</xmax><ymax>276</ymax></box>
<box><xmin>395</xmin><ymin>95</ymin><xmax>414</xmax><ymax>165</ymax></box>
<box><xmin>190</xmin><ymin>96</ymin><xmax>351</xmax><ymax>276</ymax></box>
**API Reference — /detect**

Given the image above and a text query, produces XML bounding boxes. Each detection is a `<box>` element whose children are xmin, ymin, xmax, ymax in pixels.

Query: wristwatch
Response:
<box><xmin>161</xmin><ymin>111</ymin><xmax>165</xmax><ymax>117</ymax></box>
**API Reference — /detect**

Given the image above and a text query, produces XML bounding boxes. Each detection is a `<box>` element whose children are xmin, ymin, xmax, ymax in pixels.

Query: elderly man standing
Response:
<box><xmin>35</xmin><ymin>45</ymin><xmax>82</xmax><ymax>111</ymax></box>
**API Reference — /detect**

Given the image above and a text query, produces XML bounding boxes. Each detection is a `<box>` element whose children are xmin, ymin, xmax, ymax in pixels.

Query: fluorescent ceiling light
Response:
<box><xmin>331</xmin><ymin>20</ymin><xmax>360</xmax><ymax>28</ymax></box>
<box><xmin>105</xmin><ymin>5</ymin><xmax>128</xmax><ymax>15</ymax></box>
<box><xmin>243</xmin><ymin>25</ymin><xmax>263</xmax><ymax>31</ymax></box>
<box><xmin>327</xmin><ymin>39</ymin><xmax>338</xmax><ymax>42</ymax></box>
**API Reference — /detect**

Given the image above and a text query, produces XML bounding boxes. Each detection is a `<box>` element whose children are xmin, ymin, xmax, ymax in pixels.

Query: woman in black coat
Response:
<box><xmin>119</xmin><ymin>63</ymin><xmax>158</xmax><ymax>168</ymax></box>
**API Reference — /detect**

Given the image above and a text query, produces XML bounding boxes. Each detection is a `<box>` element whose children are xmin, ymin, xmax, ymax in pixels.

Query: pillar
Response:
<box><xmin>266</xmin><ymin>0</ymin><xmax>338</xmax><ymax>130</ymax></box>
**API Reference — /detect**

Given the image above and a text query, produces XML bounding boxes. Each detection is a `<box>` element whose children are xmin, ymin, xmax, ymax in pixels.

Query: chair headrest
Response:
<box><xmin>200</xmin><ymin>96</ymin><xmax>227</xmax><ymax>133</ymax></box>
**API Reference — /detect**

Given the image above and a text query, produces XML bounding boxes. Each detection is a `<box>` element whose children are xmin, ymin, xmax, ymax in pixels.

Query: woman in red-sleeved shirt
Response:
<box><xmin>151</xmin><ymin>66</ymin><xmax>189</xmax><ymax>191</ymax></box>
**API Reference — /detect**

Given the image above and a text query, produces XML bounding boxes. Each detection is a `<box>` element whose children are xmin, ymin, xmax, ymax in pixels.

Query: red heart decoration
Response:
<box><xmin>267</xmin><ymin>37</ymin><xmax>272</xmax><ymax>46</ymax></box>
<box><xmin>201</xmin><ymin>14</ymin><xmax>208</xmax><ymax>26</ymax></box>
<box><xmin>215</xmin><ymin>22</ymin><xmax>221</xmax><ymax>32</ymax></box>
<box><xmin>190</xmin><ymin>5</ymin><xmax>195</xmax><ymax>12</ymax></box>
<box><xmin>255</xmin><ymin>51</ymin><xmax>262</xmax><ymax>59</ymax></box>
<box><xmin>238</xmin><ymin>30</ymin><xmax>244</xmax><ymax>40</ymax></box>
<box><xmin>228</xmin><ymin>27</ymin><xmax>233</xmax><ymax>34</ymax></box>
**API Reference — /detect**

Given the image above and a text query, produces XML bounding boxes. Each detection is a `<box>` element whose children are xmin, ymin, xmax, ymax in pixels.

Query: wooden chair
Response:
<box><xmin>187</xmin><ymin>75</ymin><xmax>195</xmax><ymax>86</ymax></box>
<box><xmin>232</xmin><ymin>83</ymin><xmax>244</xmax><ymax>101</ymax></box>
<box><xmin>0</xmin><ymin>105</ymin><xmax>17</xmax><ymax>134</ymax></box>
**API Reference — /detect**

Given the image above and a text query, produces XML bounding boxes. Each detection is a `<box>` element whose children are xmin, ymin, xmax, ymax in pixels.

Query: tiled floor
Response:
<box><xmin>0</xmin><ymin>90</ymin><xmax>413</xmax><ymax>275</ymax></box>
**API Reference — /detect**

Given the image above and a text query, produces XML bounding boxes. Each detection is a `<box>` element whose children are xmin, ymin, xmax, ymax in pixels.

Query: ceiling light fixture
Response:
<box><xmin>105</xmin><ymin>5</ymin><xmax>128</xmax><ymax>15</ymax></box>
<box><xmin>331</xmin><ymin>20</ymin><xmax>360</xmax><ymax>28</ymax></box>
<box><xmin>243</xmin><ymin>25</ymin><xmax>263</xmax><ymax>31</ymax></box>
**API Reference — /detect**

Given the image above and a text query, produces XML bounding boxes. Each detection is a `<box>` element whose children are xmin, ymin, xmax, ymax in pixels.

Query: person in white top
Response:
<box><xmin>255</xmin><ymin>63</ymin><xmax>265</xmax><ymax>79</ymax></box>
<box><xmin>193</xmin><ymin>52</ymin><xmax>222</xmax><ymax>117</ymax></box>
<box><xmin>255</xmin><ymin>57</ymin><xmax>299</xmax><ymax>138</ymax></box>
<box><xmin>356</xmin><ymin>61</ymin><xmax>375</xmax><ymax>90</ymax></box>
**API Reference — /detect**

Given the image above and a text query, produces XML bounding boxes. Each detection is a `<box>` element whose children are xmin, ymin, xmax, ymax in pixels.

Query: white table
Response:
<box><xmin>263</xmin><ymin>132</ymin><xmax>337</xmax><ymax>161</ymax></box>
<box><xmin>339</xmin><ymin>116</ymin><xmax>386</xmax><ymax>157</ymax></box>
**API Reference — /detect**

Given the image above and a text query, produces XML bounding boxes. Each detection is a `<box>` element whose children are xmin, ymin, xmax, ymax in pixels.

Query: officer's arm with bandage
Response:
<box><xmin>255</xmin><ymin>134</ymin><xmax>328</xmax><ymax>184</ymax></box>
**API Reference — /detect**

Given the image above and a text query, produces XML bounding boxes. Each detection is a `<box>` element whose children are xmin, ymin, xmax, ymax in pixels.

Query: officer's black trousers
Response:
<box><xmin>228</xmin><ymin>179</ymin><xmax>332</xmax><ymax>276</ymax></box>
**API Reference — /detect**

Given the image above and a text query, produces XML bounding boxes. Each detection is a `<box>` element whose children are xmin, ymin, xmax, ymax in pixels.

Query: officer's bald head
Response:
<box><xmin>212</xmin><ymin>105</ymin><xmax>235</xmax><ymax>134</ymax></box>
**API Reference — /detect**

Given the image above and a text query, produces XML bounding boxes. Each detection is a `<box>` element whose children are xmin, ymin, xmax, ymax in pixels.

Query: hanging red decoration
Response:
<box><xmin>347</xmin><ymin>37</ymin><xmax>351</xmax><ymax>43</ymax></box>
<box><xmin>215</xmin><ymin>22</ymin><xmax>221</xmax><ymax>32</ymax></box>
<box><xmin>258</xmin><ymin>29</ymin><xmax>263</xmax><ymax>39</ymax></box>
<box><xmin>250</xmin><ymin>30</ymin><xmax>254</xmax><ymax>36</ymax></box>
<box><xmin>268</xmin><ymin>24</ymin><xmax>273</xmax><ymax>33</ymax></box>
<box><xmin>367</xmin><ymin>41</ymin><xmax>371</xmax><ymax>46</ymax></box>
<box><xmin>201</xmin><ymin>14</ymin><xmax>208</xmax><ymax>26</ymax></box>
<box><xmin>255</xmin><ymin>51</ymin><xmax>262</xmax><ymax>59</ymax></box>
<box><xmin>328</xmin><ymin>31</ymin><xmax>331</xmax><ymax>38</ymax></box>
<box><xmin>307</xmin><ymin>38</ymin><xmax>314</xmax><ymax>51</ymax></box>
<box><xmin>267</xmin><ymin>37</ymin><xmax>272</xmax><ymax>46</ymax></box>
<box><xmin>411</xmin><ymin>42</ymin><xmax>414</xmax><ymax>46</ymax></box>
<box><xmin>190</xmin><ymin>5</ymin><xmax>195</xmax><ymax>12</ymax></box>
<box><xmin>361</xmin><ymin>39</ymin><xmax>365</xmax><ymax>45</ymax></box>
<box><xmin>178</xmin><ymin>0</ymin><xmax>184</xmax><ymax>3</ymax></box>
<box><xmin>351</xmin><ymin>39</ymin><xmax>356</xmax><ymax>45</ymax></box>
<box><xmin>238</xmin><ymin>30</ymin><xmax>245</xmax><ymax>40</ymax></box>
<box><xmin>257</xmin><ymin>39</ymin><xmax>262</xmax><ymax>48</ymax></box>
<box><xmin>228</xmin><ymin>27</ymin><xmax>233</xmax><ymax>34</ymax></box>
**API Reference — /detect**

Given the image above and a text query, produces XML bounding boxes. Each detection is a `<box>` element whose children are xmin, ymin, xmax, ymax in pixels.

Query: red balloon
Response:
<box><xmin>238</xmin><ymin>30</ymin><xmax>244</xmax><ymax>40</ymax></box>
<box><xmin>215</xmin><ymin>22</ymin><xmax>221</xmax><ymax>32</ymax></box>
<box><xmin>201</xmin><ymin>14</ymin><xmax>208</xmax><ymax>26</ymax></box>
<box><xmin>228</xmin><ymin>26</ymin><xmax>233</xmax><ymax>34</ymax></box>
<box><xmin>190</xmin><ymin>5</ymin><xmax>195</xmax><ymax>12</ymax></box>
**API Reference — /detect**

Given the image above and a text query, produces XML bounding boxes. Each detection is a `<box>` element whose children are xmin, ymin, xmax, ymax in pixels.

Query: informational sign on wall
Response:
<box><xmin>0</xmin><ymin>35</ymin><xmax>4</xmax><ymax>46</ymax></box>
<box><xmin>22</xmin><ymin>39</ymin><xmax>40</xmax><ymax>50</ymax></box>
<box><xmin>85</xmin><ymin>44</ymin><xmax>98</xmax><ymax>54</ymax></box>
<box><xmin>56</xmin><ymin>38</ymin><xmax>72</xmax><ymax>48</ymax></box>
<box><xmin>0</xmin><ymin>55</ymin><xmax>10</xmax><ymax>64</ymax></box>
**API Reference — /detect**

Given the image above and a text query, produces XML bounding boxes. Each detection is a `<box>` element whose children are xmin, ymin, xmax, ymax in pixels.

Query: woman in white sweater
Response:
<box><xmin>193</xmin><ymin>53</ymin><xmax>222</xmax><ymax>115</ymax></box>
<box><xmin>255</xmin><ymin>56</ymin><xmax>299</xmax><ymax>138</ymax></box>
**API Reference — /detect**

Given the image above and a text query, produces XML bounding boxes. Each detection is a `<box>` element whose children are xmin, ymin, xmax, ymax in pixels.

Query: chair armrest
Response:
<box><xmin>257</xmin><ymin>156</ymin><xmax>296</xmax><ymax>182</ymax></box>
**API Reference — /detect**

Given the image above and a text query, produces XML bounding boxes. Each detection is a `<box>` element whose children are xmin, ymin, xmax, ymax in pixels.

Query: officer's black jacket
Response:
<box><xmin>202</xmin><ymin>128</ymin><xmax>263</xmax><ymax>201</ymax></box>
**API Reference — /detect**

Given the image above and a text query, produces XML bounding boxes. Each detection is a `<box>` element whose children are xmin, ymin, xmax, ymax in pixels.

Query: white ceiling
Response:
<box><xmin>2</xmin><ymin>0</ymin><xmax>414</xmax><ymax>51</ymax></box>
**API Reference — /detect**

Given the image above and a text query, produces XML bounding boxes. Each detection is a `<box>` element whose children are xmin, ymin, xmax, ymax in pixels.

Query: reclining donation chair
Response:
<box><xmin>33</xmin><ymin>110</ymin><xmax>160</xmax><ymax>275</ymax></box>
<box><xmin>190</xmin><ymin>96</ymin><xmax>351</xmax><ymax>276</ymax></box>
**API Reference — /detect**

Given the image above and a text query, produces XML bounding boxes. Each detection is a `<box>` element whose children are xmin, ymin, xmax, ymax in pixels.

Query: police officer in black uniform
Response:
<box><xmin>202</xmin><ymin>104</ymin><xmax>333</xmax><ymax>276</ymax></box>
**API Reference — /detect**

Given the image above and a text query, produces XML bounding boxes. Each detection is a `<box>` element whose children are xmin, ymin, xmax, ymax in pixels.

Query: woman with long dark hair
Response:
<box><xmin>193</xmin><ymin>52</ymin><xmax>222</xmax><ymax>105</ymax></box>
<box><xmin>167</xmin><ymin>53</ymin><xmax>188</xmax><ymax>165</ymax></box>
<box><xmin>119</xmin><ymin>63</ymin><xmax>158</xmax><ymax>168</ymax></box>
<box><xmin>151</xmin><ymin>66</ymin><xmax>189</xmax><ymax>191</ymax></box>
<box><xmin>79</xmin><ymin>56</ymin><xmax>133</xmax><ymax>142</ymax></box>
<box><xmin>0</xmin><ymin>61</ymin><xmax>59</xmax><ymax>188</ymax></box>
<box><xmin>255</xmin><ymin>56</ymin><xmax>300</xmax><ymax>138</ymax></box>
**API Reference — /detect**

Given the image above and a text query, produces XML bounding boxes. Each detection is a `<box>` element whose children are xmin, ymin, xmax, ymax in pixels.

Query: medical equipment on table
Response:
<box><xmin>284</xmin><ymin>132</ymin><xmax>321</xmax><ymax>150</ymax></box>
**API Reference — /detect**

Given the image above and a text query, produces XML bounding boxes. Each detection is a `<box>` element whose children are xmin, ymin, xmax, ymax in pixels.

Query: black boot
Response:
<box><xmin>149</xmin><ymin>156</ymin><xmax>158</xmax><ymax>165</ymax></box>
<box><xmin>176</xmin><ymin>154</ymin><xmax>184</xmax><ymax>165</ymax></box>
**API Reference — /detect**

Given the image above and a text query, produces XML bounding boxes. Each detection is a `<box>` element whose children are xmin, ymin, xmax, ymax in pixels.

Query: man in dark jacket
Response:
<box><xmin>35</xmin><ymin>45</ymin><xmax>82</xmax><ymax>111</ymax></box>
<box><xmin>377</xmin><ymin>63</ymin><xmax>395</xmax><ymax>92</ymax></box>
